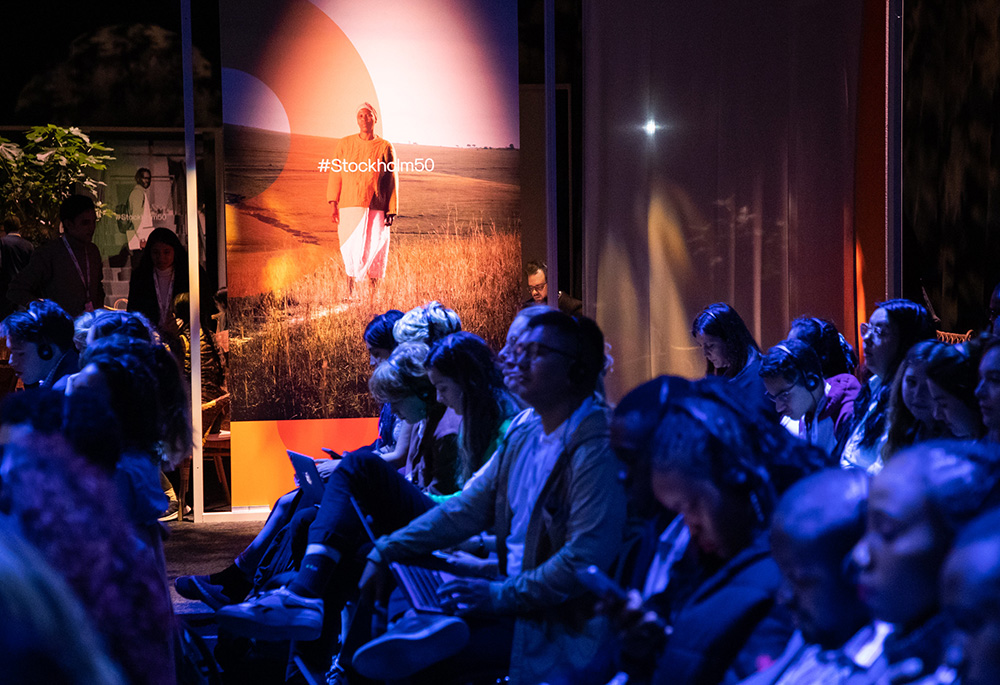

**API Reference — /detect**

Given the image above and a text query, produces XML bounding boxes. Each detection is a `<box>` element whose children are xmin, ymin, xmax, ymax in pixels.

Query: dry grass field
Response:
<box><xmin>225</xmin><ymin>127</ymin><xmax>521</xmax><ymax>421</ymax></box>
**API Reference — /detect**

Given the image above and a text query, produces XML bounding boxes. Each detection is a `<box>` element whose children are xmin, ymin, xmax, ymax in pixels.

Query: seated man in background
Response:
<box><xmin>740</xmin><ymin>468</ymin><xmax>880</xmax><ymax>684</ymax></box>
<box><xmin>760</xmin><ymin>339</ymin><xmax>860</xmax><ymax>457</ymax></box>
<box><xmin>1</xmin><ymin>300</ymin><xmax>78</xmax><ymax>389</ymax></box>
<box><xmin>523</xmin><ymin>259</ymin><xmax>583</xmax><ymax>316</ymax></box>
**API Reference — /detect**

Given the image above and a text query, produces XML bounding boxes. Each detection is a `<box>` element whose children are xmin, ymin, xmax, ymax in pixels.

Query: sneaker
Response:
<box><xmin>351</xmin><ymin>612</ymin><xmax>470</xmax><ymax>680</ymax></box>
<box><xmin>175</xmin><ymin>575</ymin><xmax>241</xmax><ymax>610</ymax></box>
<box><xmin>158</xmin><ymin>500</ymin><xmax>180</xmax><ymax>522</ymax></box>
<box><xmin>216</xmin><ymin>587</ymin><xmax>324</xmax><ymax>641</ymax></box>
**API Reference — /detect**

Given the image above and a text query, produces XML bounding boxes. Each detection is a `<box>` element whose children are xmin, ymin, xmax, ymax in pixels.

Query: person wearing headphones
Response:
<box><xmin>1</xmin><ymin>300</ymin><xmax>78</xmax><ymax>389</ymax></box>
<box><xmin>604</xmin><ymin>378</ymin><xmax>826</xmax><ymax>685</ymax></box>
<box><xmin>760</xmin><ymin>339</ymin><xmax>861</xmax><ymax>457</ymax></box>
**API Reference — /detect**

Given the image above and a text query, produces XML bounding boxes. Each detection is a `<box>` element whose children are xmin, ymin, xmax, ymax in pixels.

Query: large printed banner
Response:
<box><xmin>219</xmin><ymin>0</ymin><xmax>521</xmax><ymax>505</ymax></box>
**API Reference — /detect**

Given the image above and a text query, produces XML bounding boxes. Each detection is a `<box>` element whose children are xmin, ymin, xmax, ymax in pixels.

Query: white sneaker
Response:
<box><xmin>216</xmin><ymin>587</ymin><xmax>324</xmax><ymax>641</ymax></box>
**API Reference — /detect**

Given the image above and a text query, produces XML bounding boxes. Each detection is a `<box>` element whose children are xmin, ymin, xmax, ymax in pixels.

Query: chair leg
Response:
<box><xmin>178</xmin><ymin>458</ymin><xmax>192</xmax><ymax>519</ymax></box>
<box><xmin>213</xmin><ymin>451</ymin><xmax>231</xmax><ymax>505</ymax></box>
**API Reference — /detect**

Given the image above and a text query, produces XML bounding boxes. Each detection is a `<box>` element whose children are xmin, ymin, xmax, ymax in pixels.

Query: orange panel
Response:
<box><xmin>231</xmin><ymin>418</ymin><xmax>380</xmax><ymax>507</ymax></box>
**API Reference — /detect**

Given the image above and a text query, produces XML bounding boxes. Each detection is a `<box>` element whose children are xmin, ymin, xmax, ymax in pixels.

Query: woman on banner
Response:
<box><xmin>327</xmin><ymin>102</ymin><xmax>399</xmax><ymax>296</ymax></box>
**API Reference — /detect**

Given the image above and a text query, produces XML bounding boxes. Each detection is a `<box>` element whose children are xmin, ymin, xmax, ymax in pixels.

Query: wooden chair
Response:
<box><xmin>178</xmin><ymin>393</ymin><xmax>232</xmax><ymax>518</ymax></box>
<box><xmin>936</xmin><ymin>329</ymin><xmax>974</xmax><ymax>345</ymax></box>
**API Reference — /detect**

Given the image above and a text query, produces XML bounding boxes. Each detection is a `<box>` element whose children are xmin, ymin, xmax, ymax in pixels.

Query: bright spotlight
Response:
<box><xmin>644</xmin><ymin>119</ymin><xmax>657</xmax><ymax>136</ymax></box>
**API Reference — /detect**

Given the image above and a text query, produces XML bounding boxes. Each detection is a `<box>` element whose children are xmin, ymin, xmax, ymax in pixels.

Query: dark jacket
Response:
<box><xmin>650</xmin><ymin>534</ymin><xmax>794</xmax><ymax>685</ymax></box>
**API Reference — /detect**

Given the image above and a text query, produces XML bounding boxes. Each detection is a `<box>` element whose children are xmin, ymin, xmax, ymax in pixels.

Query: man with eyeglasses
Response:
<box><xmin>760</xmin><ymin>339</ymin><xmax>860</xmax><ymax>456</ymax></box>
<box><xmin>353</xmin><ymin>311</ymin><xmax>625</xmax><ymax>684</ymax></box>
<box><xmin>523</xmin><ymin>259</ymin><xmax>583</xmax><ymax>316</ymax></box>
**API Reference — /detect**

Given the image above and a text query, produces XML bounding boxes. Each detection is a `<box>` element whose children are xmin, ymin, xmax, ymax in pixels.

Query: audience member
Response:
<box><xmin>0</xmin><ymin>215</ymin><xmax>34</xmax><ymax>320</ymax></box>
<box><xmin>216</xmin><ymin>341</ymin><xmax>463</xmax><ymax>641</ymax></box>
<box><xmin>925</xmin><ymin>341</ymin><xmax>985</xmax><ymax>440</ymax></box>
<box><xmin>353</xmin><ymin>312</ymin><xmax>624</xmax><ymax>684</ymax></box>
<box><xmin>883</xmin><ymin>340</ymin><xmax>950</xmax><ymax>459</ymax></box>
<box><xmin>841</xmin><ymin>299</ymin><xmax>935</xmax><ymax>474</ymax></box>
<box><xmin>8</xmin><ymin>194</ymin><xmax>104</xmax><ymax>315</ymax></box>
<box><xmin>939</xmin><ymin>506</ymin><xmax>1000</xmax><ymax>685</ymax></box>
<box><xmin>692</xmin><ymin>302</ymin><xmax>775</xmax><ymax>420</ymax></box>
<box><xmin>1</xmin><ymin>299</ymin><xmax>77</xmax><ymax>389</ymax></box>
<box><xmin>976</xmin><ymin>336</ymin><xmax>1000</xmax><ymax>443</ymax></box>
<box><xmin>606</xmin><ymin>378</ymin><xmax>824</xmax><ymax>684</ymax></box>
<box><xmin>174</xmin><ymin>310</ymin><xmax>411</xmax><ymax>610</ymax></box>
<box><xmin>760</xmin><ymin>339</ymin><xmax>860</xmax><ymax>456</ymax></box>
<box><xmin>739</xmin><ymin>469</ymin><xmax>874</xmax><ymax>684</ymax></box>
<box><xmin>0</xmin><ymin>519</ymin><xmax>125</xmax><ymax>685</ymax></box>
<box><xmin>0</xmin><ymin>389</ymin><xmax>175</xmax><ymax>685</ymax></box>
<box><xmin>523</xmin><ymin>259</ymin><xmax>583</xmax><ymax>315</ymax></box>
<box><xmin>787</xmin><ymin>316</ymin><xmax>859</xmax><ymax>378</ymax></box>
<box><xmin>393</xmin><ymin>300</ymin><xmax>462</xmax><ymax>345</ymax></box>
<box><xmin>850</xmin><ymin>441</ymin><xmax>1000</xmax><ymax>684</ymax></box>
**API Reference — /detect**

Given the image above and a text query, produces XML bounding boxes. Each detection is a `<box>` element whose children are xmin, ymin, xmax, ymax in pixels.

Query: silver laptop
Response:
<box><xmin>287</xmin><ymin>450</ymin><xmax>327</xmax><ymax>506</ymax></box>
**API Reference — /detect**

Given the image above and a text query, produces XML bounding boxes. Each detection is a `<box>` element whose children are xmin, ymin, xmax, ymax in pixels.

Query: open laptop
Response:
<box><xmin>286</xmin><ymin>450</ymin><xmax>327</xmax><ymax>506</ymax></box>
<box><xmin>350</xmin><ymin>496</ymin><xmax>454</xmax><ymax>614</ymax></box>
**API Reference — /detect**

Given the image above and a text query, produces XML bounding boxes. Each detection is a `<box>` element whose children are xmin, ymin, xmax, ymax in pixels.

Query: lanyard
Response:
<box><xmin>153</xmin><ymin>268</ymin><xmax>175</xmax><ymax>327</ymax></box>
<box><xmin>62</xmin><ymin>236</ymin><xmax>92</xmax><ymax>309</ymax></box>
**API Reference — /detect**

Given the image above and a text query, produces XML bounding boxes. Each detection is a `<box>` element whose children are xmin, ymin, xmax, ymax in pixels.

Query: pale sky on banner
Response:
<box><xmin>307</xmin><ymin>0</ymin><xmax>519</xmax><ymax>148</ymax></box>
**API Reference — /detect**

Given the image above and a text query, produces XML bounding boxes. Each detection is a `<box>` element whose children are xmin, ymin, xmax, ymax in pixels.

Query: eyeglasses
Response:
<box><xmin>527</xmin><ymin>282</ymin><xmax>547</xmax><ymax>294</ymax></box>
<box><xmin>764</xmin><ymin>385</ymin><xmax>796</xmax><ymax>404</ymax></box>
<box><xmin>512</xmin><ymin>341</ymin><xmax>577</xmax><ymax>363</ymax></box>
<box><xmin>860</xmin><ymin>322</ymin><xmax>891</xmax><ymax>339</ymax></box>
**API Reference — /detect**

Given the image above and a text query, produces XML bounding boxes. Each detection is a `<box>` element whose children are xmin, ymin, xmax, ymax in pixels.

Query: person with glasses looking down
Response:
<box><xmin>760</xmin><ymin>339</ymin><xmax>861</xmax><ymax>458</ymax></box>
<box><xmin>522</xmin><ymin>259</ymin><xmax>583</xmax><ymax>316</ymax></box>
<box><xmin>840</xmin><ymin>300</ymin><xmax>936</xmax><ymax>474</ymax></box>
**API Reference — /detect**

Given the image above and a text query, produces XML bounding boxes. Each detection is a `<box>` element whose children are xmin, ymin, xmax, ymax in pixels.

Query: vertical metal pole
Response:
<box><xmin>544</xmin><ymin>0</ymin><xmax>559</xmax><ymax>308</ymax></box>
<box><xmin>181</xmin><ymin>0</ymin><xmax>204</xmax><ymax>522</ymax></box>
<box><xmin>886</xmin><ymin>0</ymin><xmax>903</xmax><ymax>299</ymax></box>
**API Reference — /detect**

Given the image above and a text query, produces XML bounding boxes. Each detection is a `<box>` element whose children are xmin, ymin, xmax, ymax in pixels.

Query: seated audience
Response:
<box><xmin>739</xmin><ymin>468</ymin><xmax>874</xmax><ymax>684</ymax></box>
<box><xmin>988</xmin><ymin>281</ymin><xmax>999</xmax><ymax>336</ymax></box>
<box><xmin>215</xmin><ymin>336</ymin><xmax>511</xmax><ymax>645</ymax></box>
<box><xmin>393</xmin><ymin>300</ymin><xmax>462</xmax><ymax>345</ymax></box>
<box><xmin>0</xmin><ymin>520</ymin><xmax>125</xmax><ymax>685</ymax></box>
<box><xmin>850</xmin><ymin>441</ymin><xmax>1000</xmax><ymax>684</ymax></box>
<box><xmin>0</xmin><ymin>389</ymin><xmax>175</xmax><ymax>685</ymax></box>
<box><xmin>883</xmin><ymin>340</ymin><xmax>950</xmax><ymax>459</ymax></box>
<box><xmin>691</xmin><ymin>302</ymin><xmax>775</xmax><ymax>419</ymax></box>
<box><xmin>760</xmin><ymin>339</ymin><xmax>860</xmax><ymax>456</ymax></box>
<box><xmin>841</xmin><ymin>299</ymin><xmax>935</xmax><ymax>474</ymax></box>
<box><xmin>175</xmin><ymin>310</ymin><xmax>412</xmax><ymax>609</ymax></box>
<box><xmin>977</xmin><ymin>336</ymin><xmax>1000</xmax><ymax>443</ymax></box>
<box><xmin>787</xmin><ymin>316</ymin><xmax>859</xmax><ymax>378</ymax></box>
<box><xmin>925</xmin><ymin>341</ymin><xmax>986</xmax><ymax>440</ymax></box>
<box><xmin>605</xmin><ymin>378</ymin><xmax>825</xmax><ymax>685</ymax></box>
<box><xmin>1</xmin><ymin>300</ymin><xmax>77</xmax><ymax>389</ymax></box>
<box><xmin>939</xmin><ymin>506</ymin><xmax>1000</xmax><ymax>685</ymax></box>
<box><xmin>352</xmin><ymin>312</ymin><xmax>624</xmax><ymax>684</ymax></box>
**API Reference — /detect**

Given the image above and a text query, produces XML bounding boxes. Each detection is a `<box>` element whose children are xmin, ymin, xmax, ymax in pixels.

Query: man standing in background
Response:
<box><xmin>327</xmin><ymin>103</ymin><xmax>398</xmax><ymax>297</ymax></box>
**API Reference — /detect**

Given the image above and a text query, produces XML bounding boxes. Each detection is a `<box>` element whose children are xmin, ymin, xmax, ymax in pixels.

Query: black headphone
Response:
<box><xmin>774</xmin><ymin>343</ymin><xmax>821</xmax><ymax>391</ymax></box>
<box><xmin>37</xmin><ymin>343</ymin><xmax>54</xmax><ymax>361</ymax></box>
<box><xmin>670</xmin><ymin>394</ymin><xmax>776</xmax><ymax>527</ymax></box>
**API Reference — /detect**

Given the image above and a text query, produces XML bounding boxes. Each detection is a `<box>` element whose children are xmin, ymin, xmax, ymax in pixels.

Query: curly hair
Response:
<box><xmin>369</xmin><ymin>342</ymin><xmax>434</xmax><ymax>405</ymax></box>
<box><xmin>80</xmin><ymin>334</ymin><xmax>192</xmax><ymax>469</ymax></box>
<box><xmin>393</xmin><ymin>301</ymin><xmax>462</xmax><ymax>345</ymax></box>
<box><xmin>2</xmin><ymin>428</ymin><xmax>174</xmax><ymax>685</ymax></box>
